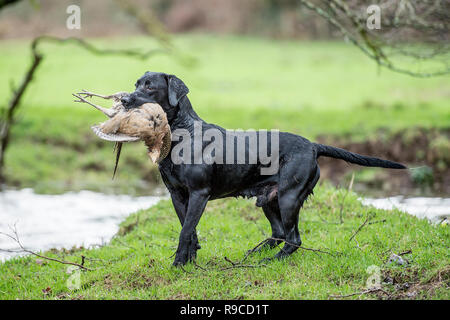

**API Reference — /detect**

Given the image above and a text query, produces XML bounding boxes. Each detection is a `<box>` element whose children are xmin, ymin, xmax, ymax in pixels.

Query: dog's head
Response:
<box><xmin>121</xmin><ymin>71</ymin><xmax>189</xmax><ymax>123</ymax></box>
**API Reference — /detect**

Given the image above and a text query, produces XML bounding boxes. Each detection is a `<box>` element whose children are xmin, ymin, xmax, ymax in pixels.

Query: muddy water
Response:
<box><xmin>0</xmin><ymin>188</ymin><xmax>448</xmax><ymax>261</ymax></box>
<box><xmin>361</xmin><ymin>196</ymin><xmax>449</xmax><ymax>223</ymax></box>
<box><xmin>0</xmin><ymin>189</ymin><xmax>165</xmax><ymax>261</ymax></box>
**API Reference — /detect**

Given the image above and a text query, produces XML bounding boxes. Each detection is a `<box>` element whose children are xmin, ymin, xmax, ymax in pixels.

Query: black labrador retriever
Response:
<box><xmin>121</xmin><ymin>71</ymin><xmax>406</xmax><ymax>266</ymax></box>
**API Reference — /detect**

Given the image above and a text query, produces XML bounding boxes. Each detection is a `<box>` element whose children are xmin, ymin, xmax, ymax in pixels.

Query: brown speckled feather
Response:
<box><xmin>91</xmin><ymin>102</ymin><xmax>171</xmax><ymax>177</ymax></box>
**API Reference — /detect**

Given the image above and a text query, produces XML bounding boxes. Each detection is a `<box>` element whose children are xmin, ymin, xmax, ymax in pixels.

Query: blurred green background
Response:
<box><xmin>0</xmin><ymin>0</ymin><xmax>449</xmax><ymax>196</ymax></box>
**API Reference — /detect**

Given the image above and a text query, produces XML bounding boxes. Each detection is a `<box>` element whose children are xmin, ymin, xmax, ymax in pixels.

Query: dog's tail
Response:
<box><xmin>314</xmin><ymin>143</ymin><xmax>407</xmax><ymax>169</ymax></box>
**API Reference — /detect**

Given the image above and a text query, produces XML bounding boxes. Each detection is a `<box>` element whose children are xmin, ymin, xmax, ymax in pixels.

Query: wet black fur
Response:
<box><xmin>122</xmin><ymin>71</ymin><xmax>407</xmax><ymax>266</ymax></box>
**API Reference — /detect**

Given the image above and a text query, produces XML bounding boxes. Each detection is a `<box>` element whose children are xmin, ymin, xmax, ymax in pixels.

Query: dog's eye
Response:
<box><xmin>144</xmin><ymin>80</ymin><xmax>154</xmax><ymax>91</ymax></box>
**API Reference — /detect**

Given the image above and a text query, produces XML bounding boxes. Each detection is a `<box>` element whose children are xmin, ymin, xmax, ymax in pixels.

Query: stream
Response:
<box><xmin>0</xmin><ymin>188</ymin><xmax>448</xmax><ymax>261</ymax></box>
<box><xmin>0</xmin><ymin>189</ymin><xmax>164</xmax><ymax>261</ymax></box>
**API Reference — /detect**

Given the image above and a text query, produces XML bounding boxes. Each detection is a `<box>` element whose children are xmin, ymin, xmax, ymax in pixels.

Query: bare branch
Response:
<box><xmin>0</xmin><ymin>35</ymin><xmax>166</xmax><ymax>184</ymax></box>
<box><xmin>242</xmin><ymin>237</ymin><xmax>339</xmax><ymax>264</ymax></box>
<box><xmin>0</xmin><ymin>224</ymin><xmax>91</xmax><ymax>271</ymax></box>
<box><xmin>349</xmin><ymin>216</ymin><xmax>371</xmax><ymax>242</ymax></box>
<box><xmin>0</xmin><ymin>44</ymin><xmax>42</xmax><ymax>183</ymax></box>
<box><xmin>298</xmin><ymin>0</ymin><xmax>450</xmax><ymax>77</ymax></box>
<box><xmin>330</xmin><ymin>287</ymin><xmax>390</xmax><ymax>299</ymax></box>
<box><xmin>31</xmin><ymin>36</ymin><xmax>167</xmax><ymax>60</ymax></box>
<box><xmin>221</xmin><ymin>256</ymin><xmax>267</xmax><ymax>271</ymax></box>
<box><xmin>0</xmin><ymin>0</ymin><xmax>22</xmax><ymax>11</ymax></box>
<box><xmin>113</xmin><ymin>0</ymin><xmax>172</xmax><ymax>49</ymax></box>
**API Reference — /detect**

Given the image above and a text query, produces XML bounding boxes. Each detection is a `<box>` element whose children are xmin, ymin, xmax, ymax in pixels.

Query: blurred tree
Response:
<box><xmin>114</xmin><ymin>0</ymin><xmax>172</xmax><ymax>48</ymax></box>
<box><xmin>0</xmin><ymin>36</ymin><xmax>166</xmax><ymax>184</ymax></box>
<box><xmin>146</xmin><ymin>0</ymin><xmax>449</xmax><ymax>76</ymax></box>
<box><xmin>0</xmin><ymin>0</ymin><xmax>174</xmax><ymax>185</ymax></box>
<box><xmin>0</xmin><ymin>0</ymin><xmax>21</xmax><ymax>10</ymax></box>
<box><xmin>297</xmin><ymin>0</ymin><xmax>449</xmax><ymax>77</ymax></box>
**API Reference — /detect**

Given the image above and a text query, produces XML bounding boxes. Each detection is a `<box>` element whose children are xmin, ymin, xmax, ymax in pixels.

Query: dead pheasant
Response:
<box><xmin>73</xmin><ymin>90</ymin><xmax>171</xmax><ymax>177</ymax></box>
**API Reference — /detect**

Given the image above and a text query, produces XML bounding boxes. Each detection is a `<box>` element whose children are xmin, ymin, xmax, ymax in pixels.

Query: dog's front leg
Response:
<box><xmin>173</xmin><ymin>189</ymin><xmax>210</xmax><ymax>266</ymax></box>
<box><xmin>170</xmin><ymin>191</ymin><xmax>201</xmax><ymax>258</ymax></box>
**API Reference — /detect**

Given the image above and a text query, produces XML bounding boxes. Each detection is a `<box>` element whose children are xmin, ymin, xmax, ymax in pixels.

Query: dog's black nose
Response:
<box><xmin>121</xmin><ymin>95</ymin><xmax>131</xmax><ymax>106</ymax></box>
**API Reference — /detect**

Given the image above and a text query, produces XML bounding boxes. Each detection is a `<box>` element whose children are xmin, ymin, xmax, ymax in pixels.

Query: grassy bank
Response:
<box><xmin>1</xmin><ymin>34</ymin><xmax>449</xmax><ymax>193</ymax></box>
<box><xmin>1</xmin><ymin>184</ymin><xmax>448</xmax><ymax>300</ymax></box>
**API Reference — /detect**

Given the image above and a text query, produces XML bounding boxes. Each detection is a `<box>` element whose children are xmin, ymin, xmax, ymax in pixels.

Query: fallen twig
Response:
<box><xmin>220</xmin><ymin>263</ymin><xmax>266</xmax><ymax>271</ymax></box>
<box><xmin>242</xmin><ymin>237</ymin><xmax>339</xmax><ymax>264</ymax></box>
<box><xmin>193</xmin><ymin>261</ymin><xmax>207</xmax><ymax>271</ymax></box>
<box><xmin>224</xmin><ymin>256</ymin><xmax>238</xmax><ymax>266</ymax></box>
<box><xmin>398</xmin><ymin>250</ymin><xmax>412</xmax><ymax>256</ymax></box>
<box><xmin>330</xmin><ymin>287</ymin><xmax>390</xmax><ymax>299</ymax></box>
<box><xmin>0</xmin><ymin>224</ymin><xmax>90</xmax><ymax>271</ymax></box>
<box><xmin>240</xmin><ymin>238</ymin><xmax>273</xmax><ymax>263</ymax></box>
<box><xmin>269</xmin><ymin>237</ymin><xmax>337</xmax><ymax>257</ymax></box>
<box><xmin>349</xmin><ymin>216</ymin><xmax>370</xmax><ymax>242</ymax></box>
<box><xmin>179</xmin><ymin>265</ymin><xmax>193</xmax><ymax>274</ymax></box>
<box><xmin>368</xmin><ymin>219</ymin><xmax>387</xmax><ymax>225</ymax></box>
<box><xmin>220</xmin><ymin>256</ymin><xmax>267</xmax><ymax>271</ymax></box>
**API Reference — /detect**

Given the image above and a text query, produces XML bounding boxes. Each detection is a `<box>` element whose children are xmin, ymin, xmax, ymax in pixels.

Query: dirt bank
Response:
<box><xmin>317</xmin><ymin>128</ymin><xmax>450</xmax><ymax>196</ymax></box>
<box><xmin>4</xmin><ymin>126</ymin><xmax>449</xmax><ymax>197</ymax></box>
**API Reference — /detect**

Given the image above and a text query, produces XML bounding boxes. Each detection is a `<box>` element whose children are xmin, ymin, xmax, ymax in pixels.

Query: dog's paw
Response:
<box><xmin>172</xmin><ymin>255</ymin><xmax>188</xmax><ymax>267</ymax></box>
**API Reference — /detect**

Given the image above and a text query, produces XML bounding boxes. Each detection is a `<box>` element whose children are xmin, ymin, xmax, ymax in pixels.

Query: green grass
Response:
<box><xmin>1</xmin><ymin>35</ymin><xmax>448</xmax><ymax>300</ymax></box>
<box><xmin>1</xmin><ymin>184</ymin><xmax>448</xmax><ymax>300</ymax></box>
<box><xmin>1</xmin><ymin>34</ymin><xmax>449</xmax><ymax>193</ymax></box>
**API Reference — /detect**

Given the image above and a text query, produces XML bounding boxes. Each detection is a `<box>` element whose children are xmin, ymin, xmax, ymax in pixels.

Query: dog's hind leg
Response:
<box><xmin>253</xmin><ymin>200</ymin><xmax>285</xmax><ymax>252</ymax></box>
<box><xmin>272</xmin><ymin>163</ymin><xmax>320</xmax><ymax>260</ymax></box>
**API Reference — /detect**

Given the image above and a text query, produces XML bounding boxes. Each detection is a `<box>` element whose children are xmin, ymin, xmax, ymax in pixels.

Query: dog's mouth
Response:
<box><xmin>74</xmin><ymin>90</ymin><xmax>172</xmax><ymax>176</ymax></box>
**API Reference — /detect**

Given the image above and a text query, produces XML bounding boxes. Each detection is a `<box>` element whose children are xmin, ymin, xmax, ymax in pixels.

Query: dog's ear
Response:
<box><xmin>167</xmin><ymin>75</ymin><xmax>189</xmax><ymax>107</ymax></box>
